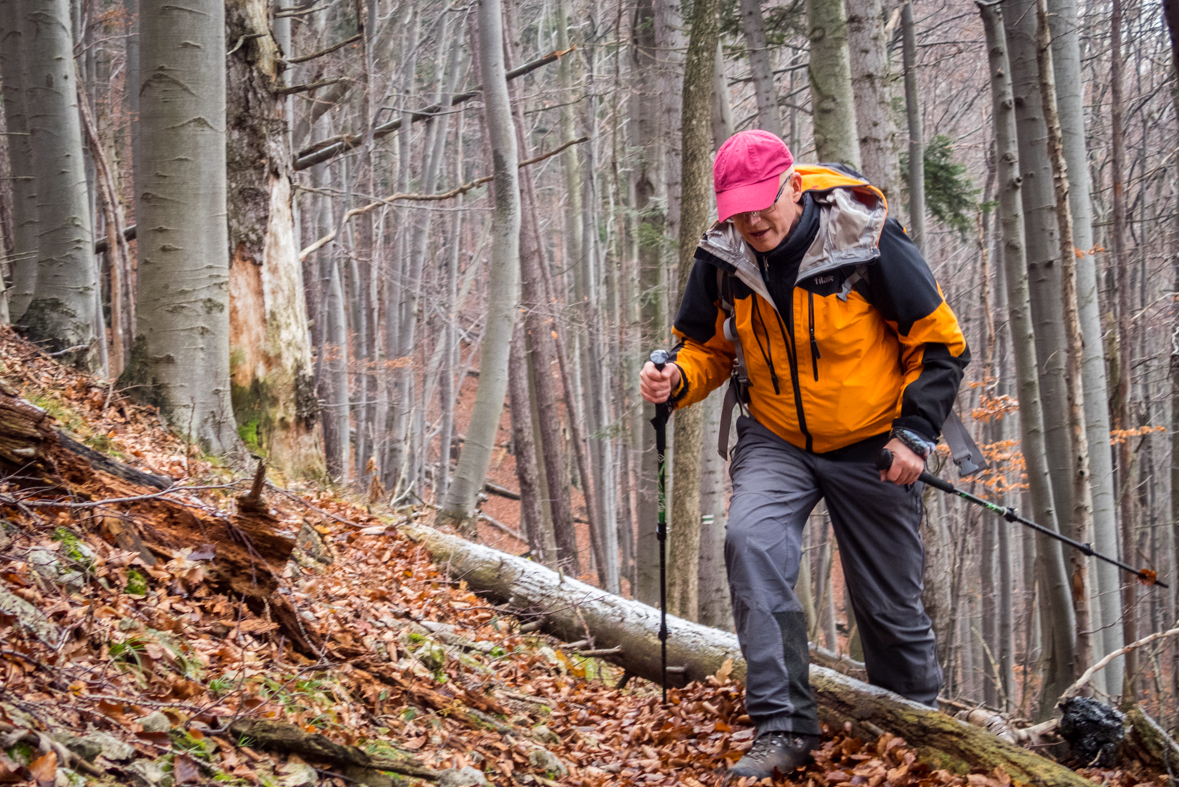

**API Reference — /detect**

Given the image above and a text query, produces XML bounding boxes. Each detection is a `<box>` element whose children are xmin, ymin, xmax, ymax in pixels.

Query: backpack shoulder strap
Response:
<box><xmin>942</xmin><ymin>408</ymin><xmax>986</xmax><ymax>476</ymax></box>
<box><xmin>716</xmin><ymin>268</ymin><xmax>749</xmax><ymax>459</ymax></box>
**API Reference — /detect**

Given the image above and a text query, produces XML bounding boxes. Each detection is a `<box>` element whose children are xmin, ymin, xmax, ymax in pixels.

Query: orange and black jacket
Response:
<box><xmin>669</xmin><ymin>164</ymin><xmax>970</xmax><ymax>454</ymax></box>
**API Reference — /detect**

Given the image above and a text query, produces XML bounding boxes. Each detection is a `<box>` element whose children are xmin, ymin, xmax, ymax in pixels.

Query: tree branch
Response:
<box><xmin>298</xmin><ymin>136</ymin><xmax>587</xmax><ymax>260</ymax></box>
<box><xmin>293</xmin><ymin>46</ymin><xmax>577</xmax><ymax>170</ymax></box>
<box><xmin>284</xmin><ymin>33</ymin><xmax>362</xmax><ymax>64</ymax></box>
<box><xmin>1061</xmin><ymin>625</ymin><xmax>1179</xmax><ymax>701</ymax></box>
<box><xmin>277</xmin><ymin>76</ymin><xmax>352</xmax><ymax>96</ymax></box>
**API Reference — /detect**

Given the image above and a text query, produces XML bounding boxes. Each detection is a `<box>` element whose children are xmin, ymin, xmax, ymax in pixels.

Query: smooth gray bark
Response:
<box><xmin>508</xmin><ymin>323</ymin><xmax>546</xmax><ymax>557</ymax></box>
<box><xmin>439</xmin><ymin>0</ymin><xmax>520</xmax><ymax>534</ymax></box>
<box><xmin>655</xmin><ymin>0</ymin><xmax>684</xmax><ymax>274</ymax></box>
<box><xmin>697</xmin><ymin>388</ymin><xmax>733</xmax><ymax>630</ymax></box>
<box><xmin>128</xmin><ymin>0</ymin><xmax>235</xmax><ymax>451</ymax></box>
<box><xmin>1047</xmin><ymin>0</ymin><xmax>1122</xmax><ymax>693</ymax></box>
<box><xmin>395</xmin><ymin>16</ymin><xmax>462</xmax><ymax>497</ymax></box>
<box><xmin>900</xmin><ymin>0</ymin><xmax>924</xmax><ymax>250</ymax></box>
<box><xmin>19</xmin><ymin>0</ymin><xmax>98</xmax><ymax>368</ymax></box>
<box><xmin>668</xmin><ymin>0</ymin><xmax>719</xmax><ymax>621</ymax></box>
<box><xmin>979</xmin><ymin>0</ymin><xmax>1075</xmax><ymax>718</ymax></box>
<box><xmin>1034</xmin><ymin>0</ymin><xmax>1094</xmax><ymax>682</ymax></box>
<box><xmin>631</xmin><ymin>0</ymin><xmax>666</xmax><ymax>605</ymax></box>
<box><xmin>504</xmin><ymin>6</ymin><xmax>577</xmax><ymax>572</ymax></box>
<box><xmin>847</xmin><ymin>0</ymin><xmax>901</xmax><ymax>204</ymax></box>
<box><xmin>438</xmin><ymin>114</ymin><xmax>465</xmax><ymax>503</ymax></box>
<box><xmin>0</xmin><ymin>0</ymin><xmax>38</xmax><ymax>321</ymax></box>
<box><xmin>324</xmin><ymin>257</ymin><xmax>351</xmax><ymax>482</ymax></box>
<box><xmin>1000</xmin><ymin>0</ymin><xmax>1073</xmax><ymax>542</ymax></box>
<box><xmin>808</xmin><ymin>0</ymin><xmax>861</xmax><ymax>167</ymax></box>
<box><xmin>738</xmin><ymin>0</ymin><xmax>783</xmax><ymax>137</ymax></box>
<box><xmin>710</xmin><ymin>40</ymin><xmax>734</xmax><ymax>150</ymax></box>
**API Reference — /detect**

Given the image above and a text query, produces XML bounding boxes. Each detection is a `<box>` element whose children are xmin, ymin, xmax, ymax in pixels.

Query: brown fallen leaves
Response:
<box><xmin>0</xmin><ymin>326</ymin><xmax>1171</xmax><ymax>787</ymax></box>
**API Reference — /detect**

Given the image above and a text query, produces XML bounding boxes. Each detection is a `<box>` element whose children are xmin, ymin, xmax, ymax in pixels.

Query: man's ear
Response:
<box><xmin>789</xmin><ymin>170</ymin><xmax>804</xmax><ymax>200</ymax></box>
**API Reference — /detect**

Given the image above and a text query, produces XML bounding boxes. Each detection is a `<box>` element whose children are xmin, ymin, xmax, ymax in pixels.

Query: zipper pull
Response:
<box><xmin>769</xmin><ymin>368</ymin><xmax>781</xmax><ymax>395</ymax></box>
<box><xmin>809</xmin><ymin>293</ymin><xmax>820</xmax><ymax>381</ymax></box>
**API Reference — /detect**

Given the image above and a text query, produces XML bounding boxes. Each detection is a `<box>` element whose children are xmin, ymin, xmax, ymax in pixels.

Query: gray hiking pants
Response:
<box><xmin>726</xmin><ymin>416</ymin><xmax>942</xmax><ymax>736</ymax></box>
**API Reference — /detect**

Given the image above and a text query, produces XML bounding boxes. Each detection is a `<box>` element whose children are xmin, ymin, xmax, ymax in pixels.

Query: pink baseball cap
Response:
<box><xmin>714</xmin><ymin>130</ymin><xmax>795</xmax><ymax>222</ymax></box>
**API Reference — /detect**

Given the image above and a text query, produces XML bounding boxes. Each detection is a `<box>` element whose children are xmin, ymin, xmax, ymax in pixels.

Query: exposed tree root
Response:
<box><xmin>227</xmin><ymin>718</ymin><xmax>439</xmax><ymax>781</ymax></box>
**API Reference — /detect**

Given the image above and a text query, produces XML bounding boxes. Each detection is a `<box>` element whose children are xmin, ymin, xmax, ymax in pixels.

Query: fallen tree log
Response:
<box><xmin>402</xmin><ymin>521</ymin><xmax>1093</xmax><ymax>787</ymax></box>
<box><xmin>0</xmin><ymin>383</ymin><xmax>320</xmax><ymax>656</ymax></box>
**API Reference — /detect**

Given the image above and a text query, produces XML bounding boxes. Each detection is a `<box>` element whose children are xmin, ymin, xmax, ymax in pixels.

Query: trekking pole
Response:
<box><xmin>877</xmin><ymin>449</ymin><xmax>1168</xmax><ymax>589</ymax></box>
<box><xmin>649</xmin><ymin>349</ymin><xmax>672</xmax><ymax>705</ymax></box>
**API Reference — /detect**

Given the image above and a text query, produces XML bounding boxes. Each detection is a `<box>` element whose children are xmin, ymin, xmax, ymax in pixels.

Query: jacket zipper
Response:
<box><xmin>808</xmin><ymin>292</ymin><xmax>820</xmax><ymax>381</ymax></box>
<box><xmin>761</xmin><ymin>254</ymin><xmax>813</xmax><ymax>453</ymax></box>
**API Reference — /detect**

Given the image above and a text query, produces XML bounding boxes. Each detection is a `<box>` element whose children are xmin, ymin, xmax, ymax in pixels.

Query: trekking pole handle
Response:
<box><xmin>649</xmin><ymin>350</ymin><xmax>673</xmax><ymax>424</ymax></box>
<box><xmin>876</xmin><ymin>448</ymin><xmax>955</xmax><ymax>494</ymax></box>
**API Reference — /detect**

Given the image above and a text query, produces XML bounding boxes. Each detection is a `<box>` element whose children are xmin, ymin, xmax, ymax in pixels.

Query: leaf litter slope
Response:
<box><xmin>0</xmin><ymin>326</ymin><xmax>1155</xmax><ymax>787</ymax></box>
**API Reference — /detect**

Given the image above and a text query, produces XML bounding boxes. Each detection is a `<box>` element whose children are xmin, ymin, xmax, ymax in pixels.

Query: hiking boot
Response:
<box><xmin>726</xmin><ymin>731</ymin><xmax>818</xmax><ymax>781</ymax></box>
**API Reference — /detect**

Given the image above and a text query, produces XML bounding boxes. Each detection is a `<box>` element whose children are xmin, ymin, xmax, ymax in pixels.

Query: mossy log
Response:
<box><xmin>403</xmin><ymin>521</ymin><xmax>1093</xmax><ymax>787</ymax></box>
<box><xmin>0</xmin><ymin>384</ymin><xmax>319</xmax><ymax>655</ymax></box>
<box><xmin>1123</xmin><ymin>707</ymin><xmax>1179</xmax><ymax>774</ymax></box>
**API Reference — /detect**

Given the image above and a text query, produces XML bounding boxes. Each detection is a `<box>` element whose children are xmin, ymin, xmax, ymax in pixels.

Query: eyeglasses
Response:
<box><xmin>734</xmin><ymin>180</ymin><xmax>788</xmax><ymax>223</ymax></box>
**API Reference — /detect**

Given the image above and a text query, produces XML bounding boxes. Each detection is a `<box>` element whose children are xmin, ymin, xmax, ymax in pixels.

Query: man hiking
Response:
<box><xmin>640</xmin><ymin>130</ymin><xmax>969</xmax><ymax>780</ymax></box>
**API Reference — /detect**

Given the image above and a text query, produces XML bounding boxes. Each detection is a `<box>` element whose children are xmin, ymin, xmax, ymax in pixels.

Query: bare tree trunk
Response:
<box><xmin>808</xmin><ymin>0</ymin><xmax>861</xmax><ymax>167</ymax></box>
<box><xmin>631</xmin><ymin>0</ymin><xmax>667</xmax><ymax>605</ymax></box>
<box><xmin>504</xmin><ymin>4</ymin><xmax>578</xmax><ymax>571</ymax></box>
<box><xmin>1163</xmin><ymin>0</ymin><xmax>1179</xmax><ymax>710</ymax></box>
<box><xmin>1033</xmin><ymin>0</ymin><xmax>1095</xmax><ymax>681</ymax></box>
<box><xmin>509</xmin><ymin>323</ymin><xmax>546</xmax><ymax>557</ymax></box>
<box><xmin>224</xmin><ymin>0</ymin><xmax>323</xmax><ymax>477</ymax></box>
<box><xmin>124</xmin><ymin>0</ymin><xmax>234</xmax><ymax>451</ymax></box>
<box><xmin>578</xmin><ymin>46</ymin><xmax>617</xmax><ymax>590</ymax></box>
<box><xmin>1000</xmin><ymin>0</ymin><xmax>1074</xmax><ymax>561</ymax></box>
<box><xmin>847</xmin><ymin>0</ymin><xmax>900</xmax><ymax>203</ymax></box>
<box><xmin>19</xmin><ymin>0</ymin><xmax>98</xmax><ymax>369</ymax></box>
<box><xmin>0</xmin><ymin>0</ymin><xmax>38</xmax><ymax>321</ymax></box>
<box><xmin>900</xmin><ymin>0</ymin><xmax>924</xmax><ymax>249</ymax></box>
<box><xmin>439</xmin><ymin>0</ymin><xmax>520</xmax><ymax>535</ymax></box>
<box><xmin>668</xmin><ymin>0</ymin><xmax>719</xmax><ymax>622</ymax></box>
<box><xmin>978</xmin><ymin>0</ymin><xmax>1075</xmax><ymax>718</ymax></box>
<box><xmin>738</xmin><ymin>0</ymin><xmax>782</xmax><ymax>137</ymax></box>
<box><xmin>655</xmin><ymin>0</ymin><xmax>684</xmax><ymax>280</ymax></box>
<box><xmin>1108</xmin><ymin>0</ymin><xmax>1137</xmax><ymax>697</ymax></box>
<box><xmin>387</xmin><ymin>9</ymin><xmax>418</xmax><ymax>495</ymax></box>
<box><xmin>395</xmin><ymin>16</ymin><xmax>462</xmax><ymax>498</ymax></box>
<box><xmin>1048</xmin><ymin>0</ymin><xmax>1121</xmax><ymax>695</ymax></box>
<box><xmin>698</xmin><ymin>389</ymin><xmax>733</xmax><ymax>629</ymax></box>
<box><xmin>710</xmin><ymin>40</ymin><xmax>734</xmax><ymax>149</ymax></box>
<box><xmin>438</xmin><ymin>115</ymin><xmax>465</xmax><ymax>503</ymax></box>
<box><xmin>77</xmin><ymin>91</ymin><xmax>132</xmax><ymax>377</ymax></box>
<box><xmin>323</xmin><ymin>256</ymin><xmax>351</xmax><ymax>483</ymax></box>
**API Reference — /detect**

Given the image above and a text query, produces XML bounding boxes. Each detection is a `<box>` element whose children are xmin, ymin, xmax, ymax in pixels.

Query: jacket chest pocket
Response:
<box><xmin>807</xmin><ymin>292</ymin><xmax>883</xmax><ymax>368</ymax></box>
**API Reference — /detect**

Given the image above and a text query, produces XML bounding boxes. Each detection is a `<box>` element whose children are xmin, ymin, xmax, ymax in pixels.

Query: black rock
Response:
<box><xmin>1058</xmin><ymin>696</ymin><xmax>1125</xmax><ymax>767</ymax></box>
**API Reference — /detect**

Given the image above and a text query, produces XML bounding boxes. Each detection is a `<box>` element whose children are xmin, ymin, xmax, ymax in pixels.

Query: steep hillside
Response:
<box><xmin>0</xmin><ymin>328</ymin><xmax>1158</xmax><ymax>787</ymax></box>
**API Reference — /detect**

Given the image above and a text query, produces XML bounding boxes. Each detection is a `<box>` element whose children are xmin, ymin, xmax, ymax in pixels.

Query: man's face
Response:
<box><xmin>731</xmin><ymin>171</ymin><xmax>804</xmax><ymax>253</ymax></box>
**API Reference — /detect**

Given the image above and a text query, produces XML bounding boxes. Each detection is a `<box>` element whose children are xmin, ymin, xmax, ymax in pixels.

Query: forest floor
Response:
<box><xmin>0</xmin><ymin>327</ymin><xmax>1166</xmax><ymax>787</ymax></box>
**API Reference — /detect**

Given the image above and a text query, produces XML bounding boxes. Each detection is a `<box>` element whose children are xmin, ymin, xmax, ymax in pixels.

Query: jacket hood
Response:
<box><xmin>694</xmin><ymin>165</ymin><xmax>889</xmax><ymax>312</ymax></box>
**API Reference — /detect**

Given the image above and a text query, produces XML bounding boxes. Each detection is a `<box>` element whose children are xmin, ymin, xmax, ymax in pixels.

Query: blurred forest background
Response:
<box><xmin>1</xmin><ymin>0</ymin><xmax>1178</xmax><ymax>731</ymax></box>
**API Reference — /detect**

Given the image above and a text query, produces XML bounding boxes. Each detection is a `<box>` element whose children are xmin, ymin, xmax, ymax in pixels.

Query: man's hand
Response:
<box><xmin>880</xmin><ymin>438</ymin><xmax>925</xmax><ymax>485</ymax></box>
<box><xmin>640</xmin><ymin>361</ymin><xmax>681</xmax><ymax>404</ymax></box>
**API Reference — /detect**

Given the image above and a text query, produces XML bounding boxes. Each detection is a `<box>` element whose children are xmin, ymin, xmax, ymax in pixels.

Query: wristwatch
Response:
<box><xmin>891</xmin><ymin>428</ymin><xmax>937</xmax><ymax>460</ymax></box>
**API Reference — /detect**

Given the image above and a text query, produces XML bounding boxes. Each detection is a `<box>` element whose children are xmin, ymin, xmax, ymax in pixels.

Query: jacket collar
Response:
<box><xmin>694</xmin><ymin>167</ymin><xmax>888</xmax><ymax>312</ymax></box>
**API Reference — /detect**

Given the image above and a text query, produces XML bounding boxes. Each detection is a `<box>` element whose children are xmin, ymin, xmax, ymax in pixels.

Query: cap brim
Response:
<box><xmin>716</xmin><ymin>176</ymin><xmax>781</xmax><ymax>223</ymax></box>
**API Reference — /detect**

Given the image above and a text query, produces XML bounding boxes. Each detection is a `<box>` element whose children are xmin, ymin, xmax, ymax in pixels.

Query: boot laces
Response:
<box><xmin>745</xmin><ymin>732</ymin><xmax>804</xmax><ymax>763</ymax></box>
